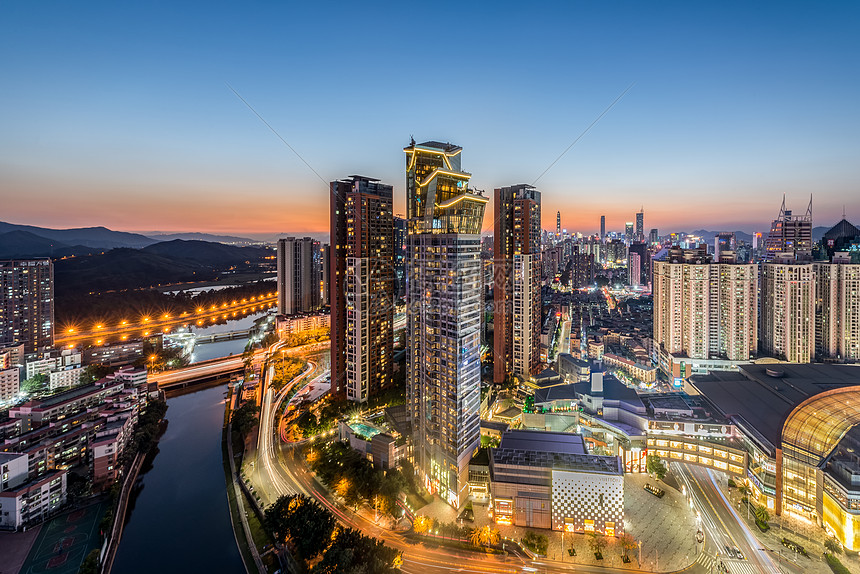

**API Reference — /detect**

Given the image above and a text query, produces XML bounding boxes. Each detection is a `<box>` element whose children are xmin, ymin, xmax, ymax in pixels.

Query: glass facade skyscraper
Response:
<box><xmin>404</xmin><ymin>140</ymin><xmax>486</xmax><ymax>508</ymax></box>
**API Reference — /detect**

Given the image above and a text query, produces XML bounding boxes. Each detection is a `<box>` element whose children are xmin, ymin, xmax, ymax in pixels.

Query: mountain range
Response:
<box><xmin>0</xmin><ymin>221</ymin><xmax>264</xmax><ymax>259</ymax></box>
<box><xmin>54</xmin><ymin>239</ymin><xmax>271</xmax><ymax>295</ymax></box>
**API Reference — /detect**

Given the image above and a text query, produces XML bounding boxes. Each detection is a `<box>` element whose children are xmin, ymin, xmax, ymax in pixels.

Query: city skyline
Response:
<box><xmin>3</xmin><ymin>2</ymin><xmax>860</xmax><ymax>235</ymax></box>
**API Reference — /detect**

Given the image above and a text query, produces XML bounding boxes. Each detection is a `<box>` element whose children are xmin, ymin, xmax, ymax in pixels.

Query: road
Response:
<box><xmin>674</xmin><ymin>463</ymin><xmax>795</xmax><ymax>574</ymax></box>
<box><xmin>55</xmin><ymin>293</ymin><xmax>277</xmax><ymax>347</ymax></box>
<box><xmin>251</xmin><ymin>365</ymin><xmax>732</xmax><ymax>573</ymax></box>
<box><xmin>150</xmin><ymin>339</ymin><xmax>330</xmax><ymax>388</ymax></box>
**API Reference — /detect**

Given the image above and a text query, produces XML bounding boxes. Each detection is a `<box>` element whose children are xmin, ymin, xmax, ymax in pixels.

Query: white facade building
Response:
<box><xmin>761</xmin><ymin>262</ymin><xmax>815</xmax><ymax>363</ymax></box>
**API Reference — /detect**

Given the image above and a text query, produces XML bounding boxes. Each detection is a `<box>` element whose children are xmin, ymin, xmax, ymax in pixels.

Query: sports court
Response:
<box><xmin>19</xmin><ymin>502</ymin><xmax>105</xmax><ymax>574</ymax></box>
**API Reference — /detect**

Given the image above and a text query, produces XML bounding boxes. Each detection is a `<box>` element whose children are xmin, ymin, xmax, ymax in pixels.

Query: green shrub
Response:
<box><xmin>825</xmin><ymin>553</ymin><xmax>850</xmax><ymax>574</ymax></box>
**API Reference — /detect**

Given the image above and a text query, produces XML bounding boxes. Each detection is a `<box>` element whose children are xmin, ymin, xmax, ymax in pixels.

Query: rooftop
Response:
<box><xmin>499</xmin><ymin>429</ymin><xmax>587</xmax><ymax>455</ymax></box>
<box><xmin>690</xmin><ymin>363</ymin><xmax>860</xmax><ymax>449</ymax></box>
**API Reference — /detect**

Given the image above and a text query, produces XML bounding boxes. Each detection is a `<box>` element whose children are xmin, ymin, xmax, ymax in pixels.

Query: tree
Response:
<box><xmin>825</xmin><ymin>537</ymin><xmax>843</xmax><ymax>554</ymax></box>
<box><xmin>21</xmin><ymin>373</ymin><xmax>49</xmax><ymax>395</ymax></box>
<box><xmin>471</xmin><ymin>525</ymin><xmax>500</xmax><ymax>548</ymax></box>
<box><xmin>587</xmin><ymin>532</ymin><xmax>608</xmax><ymax>558</ymax></box>
<box><xmin>231</xmin><ymin>401</ymin><xmax>259</xmax><ymax>436</ymax></box>
<box><xmin>265</xmin><ymin>494</ymin><xmax>335</xmax><ymax>561</ymax></box>
<box><xmin>618</xmin><ymin>532</ymin><xmax>636</xmax><ymax>559</ymax></box>
<box><xmin>78</xmin><ymin>548</ymin><xmax>101</xmax><ymax>574</ymax></box>
<box><xmin>646</xmin><ymin>454</ymin><xmax>667</xmax><ymax>480</ymax></box>
<box><xmin>412</xmin><ymin>515</ymin><xmax>431</xmax><ymax>534</ymax></box>
<box><xmin>754</xmin><ymin>504</ymin><xmax>770</xmax><ymax>525</ymax></box>
<box><xmin>522</xmin><ymin>530</ymin><xmax>548</xmax><ymax>555</ymax></box>
<box><xmin>314</xmin><ymin>526</ymin><xmax>400</xmax><ymax>574</ymax></box>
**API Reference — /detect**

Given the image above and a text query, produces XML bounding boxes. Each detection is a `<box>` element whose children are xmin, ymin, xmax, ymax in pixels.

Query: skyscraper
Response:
<box><xmin>570</xmin><ymin>244</ymin><xmax>595</xmax><ymax>288</ymax></box>
<box><xmin>404</xmin><ymin>140</ymin><xmax>486</xmax><ymax>508</ymax></box>
<box><xmin>763</xmin><ymin>196</ymin><xmax>813</xmax><ymax>262</ymax></box>
<box><xmin>276</xmin><ymin>237</ymin><xmax>319</xmax><ymax>315</ymax></box>
<box><xmin>649</xmin><ymin>228</ymin><xmax>659</xmax><ymax>245</ymax></box>
<box><xmin>628</xmin><ymin>252</ymin><xmax>641</xmax><ymax>288</ymax></box>
<box><xmin>330</xmin><ymin>175</ymin><xmax>394</xmax><ymax>403</ymax></box>
<box><xmin>652</xmin><ymin>247</ymin><xmax>757</xmax><ymax>362</ymax></box>
<box><xmin>814</xmin><ymin>256</ymin><xmax>860</xmax><ymax>361</ymax></box>
<box><xmin>760</xmin><ymin>260</ymin><xmax>815</xmax><ymax>363</ymax></box>
<box><xmin>625</xmin><ymin>222</ymin><xmax>634</xmax><ymax>245</ymax></box>
<box><xmin>600</xmin><ymin>215</ymin><xmax>605</xmax><ymax>240</ymax></box>
<box><xmin>493</xmin><ymin>184</ymin><xmax>541</xmax><ymax>384</ymax></box>
<box><xmin>0</xmin><ymin>259</ymin><xmax>54</xmax><ymax>354</ymax></box>
<box><xmin>635</xmin><ymin>209</ymin><xmax>644</xmax><ymax>242</ymax></box>
<box><xmin>556</xmin><ymin>210</ymin><xmax>561</xmax><ymax>237</ymax></box>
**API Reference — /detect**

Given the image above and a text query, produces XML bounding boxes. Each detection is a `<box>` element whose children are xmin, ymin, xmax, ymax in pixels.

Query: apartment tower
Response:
<box><xmin>0</xmin><ymin>259</ymin><xmax>54</xmax><ymax>353</ymax></box>
<box><xmin>652</xmin><ymin>247</ymin><xmax>757</xmax><ymax>361</ymax></box>
<box><xmin>814</xmin><ymin>255</ymin><xmax>860</xmax><ymax>362</ymax></box>
<box><xmin>330</xmin><ymin>176</ymin><xmax>395</xmax><ymax>403</ymax></box>
<box><xmin>760</xmin><ymin>259</ymin><xmax>815</xmax><ymax>363</ymax></box>
<box><xmin>493</xmin><ymin>184</ymin><xmax>541</xmax><ymax>384</ymax></box>
<box><xmin>276</xmin><ymin>237</ymin><xmax>320</xmax><ymax>315</ymax></box>
<box><xmin>404</xmin><ymin>140</ymin><xmax>486</xmax><ymax>508</ymax></box>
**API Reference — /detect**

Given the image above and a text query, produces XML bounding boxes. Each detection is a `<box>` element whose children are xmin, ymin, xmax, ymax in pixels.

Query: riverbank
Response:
<box><xmin>222</xmin><ymin>383</ymin><xmax>281</xmax><ymax>574</ymax></box>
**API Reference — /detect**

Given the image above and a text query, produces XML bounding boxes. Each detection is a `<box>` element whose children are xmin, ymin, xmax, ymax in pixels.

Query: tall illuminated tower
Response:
<box><xmin>635</xmin><ymin>209</ymin><xmax>644</xmax><ymax>241</ymax></box>
<box><xmin>330</xmin><ymin>175</ymin><xmax>394</xmax><ymax>403</ymax></box>
<box><xmin>404</xmin><ymin>140</ymin><xmax>486</xmax><ymax>508</ymax></box>
<box><xmin>0</xmin><ymin>259</ymin><xmax>54</xmax><ymax>353</ymax></box>
<box><xmin>493</xmin><ymin>184</ymin><xmax>541</xmax><ymax>384</ymax></box>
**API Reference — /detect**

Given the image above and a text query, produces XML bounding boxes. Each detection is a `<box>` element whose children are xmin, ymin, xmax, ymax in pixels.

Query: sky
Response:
<box><xmin>2</xmin><ymin>1</ymin><xmax>859</xmax><ymax>237</ymax></box>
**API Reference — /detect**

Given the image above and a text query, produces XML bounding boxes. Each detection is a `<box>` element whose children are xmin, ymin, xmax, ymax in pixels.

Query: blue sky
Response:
<box><xmin>1</xmin><ymin>1</ymin><xmax>858</xmax><ymax>236</ymax></box>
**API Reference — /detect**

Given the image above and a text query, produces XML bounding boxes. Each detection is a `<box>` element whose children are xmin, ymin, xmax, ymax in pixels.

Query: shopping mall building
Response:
<box><xmin>517</xmin><ymin>362</ymin><xmax>860</xmax><ymax>548</ymax></box>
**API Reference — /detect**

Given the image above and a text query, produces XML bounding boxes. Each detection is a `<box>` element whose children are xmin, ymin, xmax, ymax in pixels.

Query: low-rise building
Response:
<box><xmin>49</xmin><ymin>366</ymin><xmax>85</xmax><ymax>390</ymax></box>
<box><xmin>490</xmin><ymin>430</ymin><xmax>624</xmax><ymax>535</ymax></box>
<box><xmin>0</xmin><ymin>469</ymin><xmax>67</xmax><ymax>529</ymax></box>
<box><xmin>91</xmin><ymin>417</ymin><xmax>133</xmax><ymax>486</ymax></box>
<box><xmin>8</xmin><ymin>379</ymin><xmax>125</xmax><ymax>431</ymax></box>
<box><xmin>603</xmin><ymin>353</ymin><xmax>657</xmax><ymax>383</ymax></box>
<box><xmin>0</xmin><ymin>452</ymin><xmax>28</xmax><ymax>491</ymax></box>
<box><xmin>0</xmin><ymin>368</ymin><xmax>20</xmax><ymax>401</ymax></box>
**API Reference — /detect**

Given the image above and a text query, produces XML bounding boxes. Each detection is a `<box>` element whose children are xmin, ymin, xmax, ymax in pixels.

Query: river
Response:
<box><xmin>112</xmin><ymin>385</ymin><xmax>244</xmax><ymax>573</ymax></box>
<box><xmin>187</xmin><ymin>310</ymin><xmax>272</xmax><ymax>363</ymax></box>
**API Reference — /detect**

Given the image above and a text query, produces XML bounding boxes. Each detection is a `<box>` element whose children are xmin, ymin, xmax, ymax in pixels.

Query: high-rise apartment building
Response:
<box><xmin>276</xmin><ymin>237</ymin><xmax>320</xmax><ymax>315</ymax></box>
<box><xmin>649</xmin><ymin>228</ymin><xmax>659</xmax><ymax>245</ymax></box>
<box><xmin>814</xmin><ymin>256</ymin><xmax>860</xmax><ymax>362</ymax></box>
<box><xmin>570</xmin><ymin>245</ymin><xmax>594</xmax><ymax>289</ymax></box>
<box><xmin>600</xmin><ymin>216</ymin><xmax>606</xmax><ymax>241</ymax></box>
<box><xmin>635</xmin><ymin>209</ymin><xmax>644</xmax><ymax>242</ymax></box>
<box><xmin>760</xmin><ymin>261</ymin><xmax>815</xmax><ymax>363</ymax></box>
<box><xmin>330</xmin><ymin>176</ymin><xmax>395</xmax><ymax>403</ymax></box>
<box><xmin>493</xmin><ymin>184</ymin><xmax>541</xmax><ymax>384</ymax></box>
<box><xmin>764</xmin><ymin>196</ymin><xmax>813</xmax><ymax>262</ymax></box>
<box><xmin>404</xmin><ymin>140</ymin><xmax>486</xmax><ymax>508</ymax></box>
<box><xmin>321</xmin><ymin>243</ymin><xmax>330</xmax><ymax>305</ymax></box>
<box><xmin>0</xmin><ymin>259</ymin><xmax>54</xmax><ymax>354</ymax></box>
<box><xmin>653</xmin><ymin>248</ymin><xmax>757</xmax><ymax>362</ymax></box>
<box><xmin>628</xmin><ymin>242</ymin><xmax>649</xmax><ymax>286</ymax></box>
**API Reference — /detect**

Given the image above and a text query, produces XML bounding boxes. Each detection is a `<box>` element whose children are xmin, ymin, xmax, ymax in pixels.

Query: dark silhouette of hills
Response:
<box><xmin>54</xmin><ymin>239</ymin><xmax>271</xmax><ymax>295</ymax></box>
<box><xmin>0</xmin><ymin>230</ymin><xmax>95</xmax><ymax>259</ymax></box>
<box><xmin>0</xmin><ymin>221</ymin><xmax>157</xmax><ymax>251</ymax></box>
<box><xmin>145</xmin><ymin>232</ymin><xmax>256</xmax><ymax>244</ymax></box>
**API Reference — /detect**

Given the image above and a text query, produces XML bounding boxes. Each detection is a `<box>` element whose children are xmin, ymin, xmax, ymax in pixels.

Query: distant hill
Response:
<box><xmin>141</xmin><ymin>239</ymin><xmax>269</xmax><ymax>266</ymax></box>
<box><xmin>0</xmin><ymin>221</ymin><xmax>157</xmax><ymax>250</ymax></box>
<box><xmin>0</xmin><ymin>230</ymin><xmax>94</xmax><ymax>259</ymax></box>
<box><xmin>54</xmin><ymin>239</ymin><xmax>271</xmax><ymax>295</ymax></box>
<box><xmin>146</xmin><ymin>232</ymin><xmax>257</xmax><ymax>245</ymax></box>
